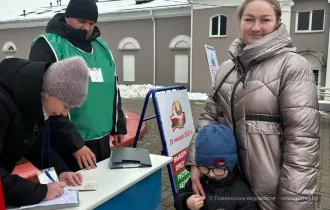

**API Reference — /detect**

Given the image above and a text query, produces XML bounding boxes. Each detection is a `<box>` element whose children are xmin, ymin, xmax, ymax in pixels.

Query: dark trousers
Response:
<box><xmin>58</xmin><ymin>134</ymin><xmax>111</xmax><ymax>172</ymax></box>
<box><xmin>85</xmin><ymin>134</ymin><xmax>111</xmax><ymax>163</ymax></box>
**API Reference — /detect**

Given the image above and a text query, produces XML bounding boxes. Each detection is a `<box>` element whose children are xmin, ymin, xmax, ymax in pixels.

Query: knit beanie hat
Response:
<box><xmin>65</xmin><ymin>0</ymin><xmax>98</xmax><ymax>23</ymax></box>
<box><xmin>42</xmin><ymin>56</ymin><xmax>89</xmax><ymax>108</ymax></box>
<box><xmin>195</xmin><ymin>124</ymin><xmax>238</xmax><ymax>172</ymax></box>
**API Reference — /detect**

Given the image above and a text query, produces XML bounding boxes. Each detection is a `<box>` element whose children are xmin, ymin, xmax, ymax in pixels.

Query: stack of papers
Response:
<box><xmin>19</xmin><ymin>189</ymin><xmax>79</xmax><ymax>210</ymax></box>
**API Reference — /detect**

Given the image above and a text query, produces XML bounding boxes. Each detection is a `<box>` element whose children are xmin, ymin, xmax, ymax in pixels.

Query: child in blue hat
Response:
<box><xmin>174</xmin><ymin>124</ymin><xmax>258</xmax><ymax>210</ymax></box>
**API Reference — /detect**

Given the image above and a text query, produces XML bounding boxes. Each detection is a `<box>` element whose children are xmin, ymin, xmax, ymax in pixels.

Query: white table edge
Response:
<box><xmin>84</xmin><ymin>154</ymin><xmax>172</xmax><ymax>210</ymax></box>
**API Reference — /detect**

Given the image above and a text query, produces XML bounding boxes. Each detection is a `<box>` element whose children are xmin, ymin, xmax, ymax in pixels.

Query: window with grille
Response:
<box><xmin>210</xmin><ymin>15</ymin><xmax>227</xmax><ymax>37</ymax></box>
<box><xmin>296</xmin><ymin>10</ymin><xmax>324</xmax><ymax>32</ymax></box>
<box><xmin>313</xmin><ymin>69</ymin><xmax>319</xmax><ymax>86</ymax></box>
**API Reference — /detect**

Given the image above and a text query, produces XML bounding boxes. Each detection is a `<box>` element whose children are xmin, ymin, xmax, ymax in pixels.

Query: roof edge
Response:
<box><xmin>0</xmin><ymin>5</ymin><xmax>191</xmax><ymax>30</ymax></box>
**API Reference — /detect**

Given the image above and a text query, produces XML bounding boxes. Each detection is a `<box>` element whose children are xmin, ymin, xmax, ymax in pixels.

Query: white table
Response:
<box><xmin>63</xmin><ymin>154</ymin><xmax>172</xmax><ymax>210</ymax></box>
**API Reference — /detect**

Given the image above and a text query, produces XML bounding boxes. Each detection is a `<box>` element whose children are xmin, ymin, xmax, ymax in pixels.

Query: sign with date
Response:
<box><xmin>156</xmin><ymin>89</ymin><xmax>195</xmax><ymax>192</ymax></box>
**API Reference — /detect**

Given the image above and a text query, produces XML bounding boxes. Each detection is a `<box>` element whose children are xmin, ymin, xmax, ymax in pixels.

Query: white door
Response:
<box><xmin>123</xmin><ymin>55</ymin><xmax>135</xmax><ymax>82</ymax></box>
<box><xmin>174</xmin><ymin>54</ymin><xmax>189</xmax><ymax>83</ymax></box>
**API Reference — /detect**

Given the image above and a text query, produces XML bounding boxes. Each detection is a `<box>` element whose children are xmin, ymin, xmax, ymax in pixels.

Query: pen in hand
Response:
<box><xmin>92</xmin><ymin>159</ymin><xmax>97</xmax><ymax>168</ymax></box>
<box><xmin>45</xmin><ymin>170</ymin><xmax>55</xmax><ymax>182</ymax></box>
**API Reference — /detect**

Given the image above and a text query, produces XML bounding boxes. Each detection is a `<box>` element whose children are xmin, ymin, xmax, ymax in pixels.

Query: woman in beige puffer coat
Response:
<box><xmin>184</xmin><ymin>0</ymin><xmax>320</xmax><ymax>210</ymax></box>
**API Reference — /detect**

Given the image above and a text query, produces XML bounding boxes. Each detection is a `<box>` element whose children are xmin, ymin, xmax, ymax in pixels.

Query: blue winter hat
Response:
<box><xmin>195</xmin><ymin>124</ymin><xmax>238</xmax><ymax>172</ymax></box>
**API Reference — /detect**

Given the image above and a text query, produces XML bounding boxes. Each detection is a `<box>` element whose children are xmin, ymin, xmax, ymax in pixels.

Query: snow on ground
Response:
<box><xmin>118</xmin><ymin>84</ymin><xmax>208</xmax><ymax>100</ymax></box>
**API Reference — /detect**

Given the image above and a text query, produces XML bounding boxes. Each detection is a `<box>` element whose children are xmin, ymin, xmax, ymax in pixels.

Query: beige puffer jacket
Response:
<box><xmin>185</xmin><ymin>24</ymin><xmax>320</xmax><ymax>210</ymax></box>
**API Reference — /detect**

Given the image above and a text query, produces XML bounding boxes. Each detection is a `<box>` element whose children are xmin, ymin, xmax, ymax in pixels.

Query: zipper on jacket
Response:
<box><xmin>230</xmin><ymin>80</ymin><xmax>250</xmax><ymax>186</ymax></box>
<box><xmin>230</xmin><ymin>58</ymin><xmax>252</xmax><ymax>186</ymax></box>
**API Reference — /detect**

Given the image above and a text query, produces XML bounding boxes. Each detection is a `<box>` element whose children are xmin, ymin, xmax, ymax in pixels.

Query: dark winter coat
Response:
<box><xmin>0</xmin><ymin>58</ymin><xmax>71</xmax><ymax>206</ymax></box>
<box><xmin>174</xmin><ymin>171</ymin><xmax>259</xmax><ymax>210</ymax></box>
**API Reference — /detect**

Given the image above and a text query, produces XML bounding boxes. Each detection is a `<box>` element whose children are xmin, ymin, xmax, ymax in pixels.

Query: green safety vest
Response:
<box><xmin>31</xmin><ymin>33</ymin><xmax>115</xmax><ymax>141</ymax></box>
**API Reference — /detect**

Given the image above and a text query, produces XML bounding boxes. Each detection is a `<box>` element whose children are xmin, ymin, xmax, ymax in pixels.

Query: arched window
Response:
<box><xmin>118</xmin><ymin>37</ymin><xmax>141</xmax><ymax>82</ymax></box>
<box><xmin>2</xmin><ymin>41</ymin><xmax>17</xmax><ymax>58</ymax></box>
<box><xmin>169</xmin><ymin>35</ymin><xmax>191</xmax><ymax>49</ymax></box>
<box><xmin>209</xmin><ymin>14</ymin><xmax>227</xmax><ymax>37</ymax></box>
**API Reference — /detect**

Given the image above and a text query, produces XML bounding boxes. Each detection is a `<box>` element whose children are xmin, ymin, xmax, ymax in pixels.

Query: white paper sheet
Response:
<box><xmin>20</xmin><ymin>189</ymin><xmax>78</xmax><ymax>209</ymax></box>
<box><xmin>69</xmin><ymin>175</ymin><xmax>99</xmax><ymax>191</ymax></box>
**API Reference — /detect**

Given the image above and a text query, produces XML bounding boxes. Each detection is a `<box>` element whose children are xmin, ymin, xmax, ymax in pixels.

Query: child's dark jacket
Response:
<box><xmin>174</xmin><ymin>171</ymin><xmax>259</xmax><ymax>210</ymax></box>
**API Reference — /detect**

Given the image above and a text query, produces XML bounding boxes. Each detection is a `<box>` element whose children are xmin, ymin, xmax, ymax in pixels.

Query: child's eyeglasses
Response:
<box><xmin>197</xmin><ymin>165</ymin><xmax>226</xmax><ymax>176</ymax></box>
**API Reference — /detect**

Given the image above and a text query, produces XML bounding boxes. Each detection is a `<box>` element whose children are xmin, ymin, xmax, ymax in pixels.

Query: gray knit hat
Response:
<box><xmin>43</xmin><ymin>56</ymin><xmax>89</xmax><ymax>107</ymax></box>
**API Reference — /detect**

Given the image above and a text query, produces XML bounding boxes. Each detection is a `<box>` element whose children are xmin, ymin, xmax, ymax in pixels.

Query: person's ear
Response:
<box><xmin>277</xmin><ymin>18</ymin><xmax>282</xmax><ymax>27</ymax></box>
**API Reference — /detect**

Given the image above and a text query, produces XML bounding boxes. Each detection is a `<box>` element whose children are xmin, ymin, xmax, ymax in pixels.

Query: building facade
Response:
<box><xmin>0</xmin><ymin>0</ymin><xmax>329</xmax><ymax>93</ymax></box>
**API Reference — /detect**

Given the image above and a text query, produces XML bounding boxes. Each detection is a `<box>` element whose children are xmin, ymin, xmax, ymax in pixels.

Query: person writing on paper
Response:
<box><xmin>0</xmin><ymin>56</ymin><xmax>89</xmax><ymax>206</ymax></box>
<box><xmin>29</xmin><ymin>0</ymin><xmax>127</xmax><ymax>172</ymax></box>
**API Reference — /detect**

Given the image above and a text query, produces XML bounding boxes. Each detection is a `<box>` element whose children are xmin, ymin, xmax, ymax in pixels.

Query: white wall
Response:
<box><xmin>325</xmin><ymin>28</ymin><xmax>330</xmax><ymax>100</ymax></box>
<box><xmin>279</xmin><ymin>0</ymin><xmax>294</xmax><ymax>34</ymax></box>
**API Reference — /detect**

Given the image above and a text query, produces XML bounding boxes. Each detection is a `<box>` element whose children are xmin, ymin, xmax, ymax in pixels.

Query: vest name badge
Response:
<box><xmin>89</xmin><ymin>68</ymin><xmax>104</xmax><ymax>82</ymax></box>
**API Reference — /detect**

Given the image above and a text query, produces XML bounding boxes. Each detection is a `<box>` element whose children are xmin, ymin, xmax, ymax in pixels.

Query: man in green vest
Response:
<box><xmin>29</xmin><ymin>0</ymin><xmax>127</xmax><ymax>172</ymax></box>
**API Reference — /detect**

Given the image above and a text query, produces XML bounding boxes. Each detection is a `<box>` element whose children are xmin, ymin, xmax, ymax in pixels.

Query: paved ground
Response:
<box><xmin>122</xmin><ymin>98</ymin><xmax>330</xmax><ymax>210</ymax></box>
<box><xmin>317</xmin><ymin>115</ymin><xmax>330</xmax><ymax>210</ymax></box>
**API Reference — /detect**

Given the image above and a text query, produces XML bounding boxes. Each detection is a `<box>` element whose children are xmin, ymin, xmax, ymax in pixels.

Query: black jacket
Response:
<box><xmin>174</xmin><ymin>172</ymin><xmax>259</xmax><ymax>210</ymax></box>
<box><xmin>29</xmin><ymin>14</ymin><xmax>127</xmax><ymax>154</ymax></box>
<box><xmin>0</xmin><ymin>58</ymin><xmax>72</xmax><ymax>206</ymax></box>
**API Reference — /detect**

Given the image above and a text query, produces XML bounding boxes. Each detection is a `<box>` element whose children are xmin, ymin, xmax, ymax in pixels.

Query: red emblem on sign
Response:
<box><xmin>170</xmin><ymin>101</ymin><xmax>186</xmax><ymax>131</ymax></box>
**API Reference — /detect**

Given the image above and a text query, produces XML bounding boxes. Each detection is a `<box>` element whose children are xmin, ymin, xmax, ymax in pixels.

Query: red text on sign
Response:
<box><xmin>171</xmin><ymin>148</ymin><xmax>188</xmax><ymax>175</ymax></box>
<box><xmin>169</xmin><ymin>129</ymin><xmax>193</xmax><ymax>145</ymax></box>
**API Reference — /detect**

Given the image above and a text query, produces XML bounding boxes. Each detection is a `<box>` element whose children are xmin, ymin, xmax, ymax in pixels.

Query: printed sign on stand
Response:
<box><xmin>156</xmin><ymin>89</ymin><xmax>194</xmax><ymax>191</ymax></box>
<box><xmin>133</xmin><ymin>86</ymin><xmax>195</xmax><ymax>197</ymax></box>
<box><xmin>205</xmin><ymin>44</ymin><xmax>220</xmax><ymax>84</ymax></box>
